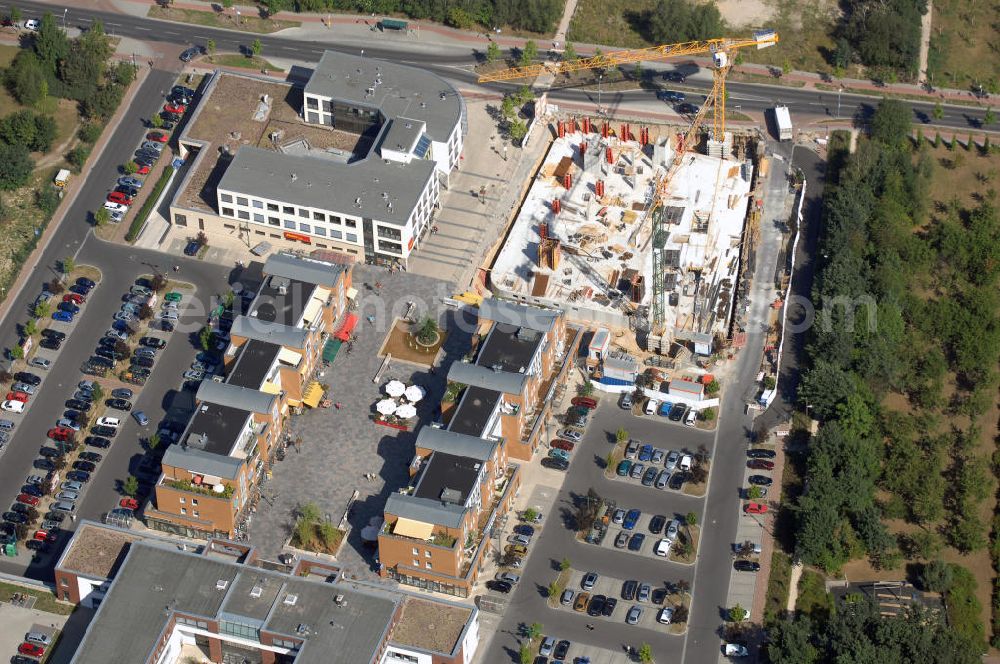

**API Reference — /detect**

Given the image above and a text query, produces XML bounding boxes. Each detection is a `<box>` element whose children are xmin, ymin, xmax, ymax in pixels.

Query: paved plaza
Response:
<box><xmin>247</xmin><ymin>266</ymin><xmax>476</xmax><ymax>580</ymax></box>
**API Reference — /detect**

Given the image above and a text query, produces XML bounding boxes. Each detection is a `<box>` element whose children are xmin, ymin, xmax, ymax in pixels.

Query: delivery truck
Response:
<box><xmin>773</xmin><ymin>105</ymin><xmax>792</xmax><ymax>141</ymax></box>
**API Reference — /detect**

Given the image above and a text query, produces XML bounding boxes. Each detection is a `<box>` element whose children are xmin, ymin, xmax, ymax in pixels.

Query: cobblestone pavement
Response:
<box><xmin>247</xmin><ymin>266</ymin><xmax>476</xmax><ymax>581</ymax></box>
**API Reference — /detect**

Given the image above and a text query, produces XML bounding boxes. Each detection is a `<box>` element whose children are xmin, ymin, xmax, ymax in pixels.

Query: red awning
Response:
<box><xmin>335</xmin><ymin>313</ymin><xmax>359</xmax><ymax>341</ymax></box>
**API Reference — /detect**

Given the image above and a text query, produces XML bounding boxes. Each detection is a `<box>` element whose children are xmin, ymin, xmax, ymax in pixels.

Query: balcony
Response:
<box><xmin>162</xmin><ymin>478</ymin><xmax>235</xmax><ymax>499</ymax></box>
<box><xmin>460</xmin><ymin>463</ymin><xmax>519</xmax><ymax>576</ymax></box>
<box><xmin>380</xmin><ymin>520</ymin><xmax>459</xmax><ymax>550</ymax></box>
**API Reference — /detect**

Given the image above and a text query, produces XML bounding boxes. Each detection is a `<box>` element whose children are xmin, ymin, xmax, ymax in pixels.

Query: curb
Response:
<box><xmin>0</xmin><ymin>64</ymin><xmax>151</xmax><ymax>328</ymax></box>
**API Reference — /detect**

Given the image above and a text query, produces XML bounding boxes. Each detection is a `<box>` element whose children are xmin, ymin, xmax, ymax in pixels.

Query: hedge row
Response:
<box><xmin>125</xmin><ymin>165</ymin><xmax>174</xmax><ymax>242</ymax></box>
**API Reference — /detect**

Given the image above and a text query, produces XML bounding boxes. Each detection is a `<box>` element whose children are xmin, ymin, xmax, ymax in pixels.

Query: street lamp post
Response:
<box><xmin>597</xmin><ymin>74</ymin><xmax>603</xmax><ymax>114</ymax></box>
<box><xmin>837</xmin><ymin>86</ymin><xmax>843</xmax><ymax>119</ymax></box>
<box><xmin>62</xmin><ymin>8</ymin><xmax>67</xmax><ymax>30</ymax></box>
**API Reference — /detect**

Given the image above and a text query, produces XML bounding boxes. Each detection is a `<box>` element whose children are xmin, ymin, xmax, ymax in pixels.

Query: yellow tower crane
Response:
<box><xmin>479</xmin><ymin>31</ymin><xmax>778</xmax><ymax>333</ymax></box>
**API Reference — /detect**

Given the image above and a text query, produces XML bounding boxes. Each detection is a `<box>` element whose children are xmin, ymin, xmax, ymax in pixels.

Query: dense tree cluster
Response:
<box><xmin>5</xmin><ymin>14</ymin><xmax>123</xmax><ymax>119</ymax></box>
<box><xmin>792</xmin><ymin>99</ymin><xmax>1000</xmax><ymax>575</ymax></box>
<box><xmin>767</xmin><ymin>598</ymin><xmax>983</xmax><ymax>664</ymax></box>
<box><xmin>643</xmin><ymin>0</ymin><xmax>723</xmax><ymax>44</ymax></box>
<box><xmin>838</xmin><ymin>0</ymin><xmax>927</xmax><ymax>77</ymax></box>
<box><xmin>289</xmin><ymin>0</ymin><xmax>563</xmax><ymax>34</ymax></box>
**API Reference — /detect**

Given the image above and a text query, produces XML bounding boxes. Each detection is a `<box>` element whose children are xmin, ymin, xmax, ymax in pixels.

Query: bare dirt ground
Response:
<box><xmin>715</xmin><ymin>0</ymin><xmax>776</xmax><ymax>27</ymax></box>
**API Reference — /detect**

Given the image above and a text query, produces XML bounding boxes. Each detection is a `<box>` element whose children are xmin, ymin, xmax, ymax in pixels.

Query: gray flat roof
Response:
<box><xmin>231</xmin><ymin>315</ymin><xmax>309</xmax><ymax>350</ymax></box>
<box><xmin>304</xmin><ymin>51</ymin><xmax>461</xmax><ymax>143</ymax></box>
<box><xmin>251</xmin><ymin>274</ymin><xmax>316</xmax><ymax>327</ymax></box>
<box><xmin>447</xmin><ymin>360</ymin><xmax>528</xmax><ymax>396</ymax></box>
<box><xmin>227</xmin><ymin>338</ymin><xmax>281</xmax><ymax>389</ymax></box>
<box><xmin>184</xmin><ymin>403</ymin><xmax>251</xmax><ymax>456</ymax></box>
<box><xmin>415</xmin><ymin>426</ymin><xmax>497</xmax><ymax>461</ymax></box>
<box><xmin>71</xmin><ymin>544</ymin><xmax>237</xmax><ymax>664</ymax></box>
<box><xmin>413</xmin><ymin>452</ymin><xmax>481</xmax><ymax>505</ymax></box>
<box><xmin>384</xmin><ymin>493</ymin><xmax>465</xmax><ymax>529</ymax></box>
<box><xmin>476</xmin><ymin>323</ymin><xmax>542</xmax><ymax>375</ymax></box>
<box><xmin>448</xmin><ymin>385</ymin><xmax>500</xmax><ymax>438</ymax></box>
<box><xmin>478</xmin><ymin>298</ymin><xmax>560</xmax><ymax>332</ymax></box>
<box><xmin>264</xmin><ymin>252</ymin><xmax>348</xmax><ymax>288</ymax></box>
<box><xmin>197</xmin><ymin>380</ymin><xmax>276</xmax><ymax>415</ymax></box>
<box><xmin>381</xmin><ymin>117</ymin><xmax>425</xmax><ymax>153</ymax></box>
<box><xmin>70</xmin><ymin>541</ymin><xmax>400</xmax><ymax>664</ymax></box>
<box><xmin>218</xmin><ymin>146</ymin><xmax>435</xmax><ymax>227</ymax></box>
<box><xmin>162</xmin><ymin>445</ymin><xmax>243</xmax><ymax>480</ymax></box>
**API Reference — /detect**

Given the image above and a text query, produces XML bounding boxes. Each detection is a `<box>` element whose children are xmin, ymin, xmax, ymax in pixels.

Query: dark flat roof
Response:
<box><xmin>447</xmin><ymin>385</ymin><xmax>500</xmax><ymax>438</ymax></box>
<box><xmin>250</xmin><ymin>275</ymin><xmax>316</xmax><ymax>327</ymax></box>
<box><xmin>476</xmin><ymin>322</ymin><xmax>542</xmax><ymax>374</ymax></box>
<box><xmin>228</xmin><ymin>339</ymin><xmax>281</xmax><ymax>389</ymax></box>
<box><xmin>184</xmin><ymin>403</ymin><xmax>251</xmax><ymax>456</ymax></box>
<box><xmin>413</xmin><ymin>452</ymin><xmax>481</xmax><ymax>506</ymax></box>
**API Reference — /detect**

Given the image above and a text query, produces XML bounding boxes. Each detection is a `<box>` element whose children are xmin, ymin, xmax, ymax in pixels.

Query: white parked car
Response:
<box><xmin>654</xmin><ymin>538</ymin><xmax>672</xmax><ymax>557</ymax></box>
<box><xmin>23</xmin><ymin>19</ymin><xmax>39</xmax><ymax>30</ymax></box>
<box><xmin>97</xmin><ymin>416</ymin><xmax>121</xmax><ymax>428</ymax></box>
<box><xmin>1</xmin><ymin>400</ymin><xmax>24</xmax><ymax>413</ymax></box>
<box><xmin>679</xmin><ymin>454</ymin><xmax>693</xmax><ymax>471</ymax></box>
<box><xmin>724</xmin><ymin>643</ymin><xmax>750</xmax><ymax>657</ymax></box>
<box><xmin>103</xmin><ymin>201</ymin><xmax>128</xmax><ymax>214</ymax></box>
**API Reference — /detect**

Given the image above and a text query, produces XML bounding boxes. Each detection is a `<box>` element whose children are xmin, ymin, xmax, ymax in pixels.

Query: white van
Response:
<box><xmin>97</xmin><ymin>416</ymin><xmax>121</xmax><ymax>428</ymax></box>
<box><xmin>684</xmin><ymin>409</ymin><xmax>697</xmax><ymax>426</ymax></box>
<box><xmin>1</xmin><ymin>400</ymin><xmax>24</xmax><ymax>413</ymax></box>
<box><xmin>644</xmin><ymin>399</ymin><xmax>658</xmax><ymax>416</ymax></box>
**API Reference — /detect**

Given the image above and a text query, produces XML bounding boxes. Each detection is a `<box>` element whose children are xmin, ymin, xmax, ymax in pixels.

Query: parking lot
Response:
<box><xmin>592</xmin><ymin>509</ymin><xmax>695</xmax><ymax>566</ymax></box>
<box><xmin>554</xmin><ymin>568</ymin><xmax>688</xmax><ymax>633</ymax></box>
<box><xmin>484</xmin><ymin>391</ymin><xmax>715</xmax><ymax>663</ymax></box>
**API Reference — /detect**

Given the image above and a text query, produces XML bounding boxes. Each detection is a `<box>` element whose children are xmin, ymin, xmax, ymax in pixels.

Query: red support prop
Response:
<box><xmin>563</xmin><ymin>173</ymin><xmax>572</xmax><ymax>189</ymax></box>
<box><xmin>551</xmin><ymin>199</ymin><xmax>561</xmax><ymax>214</ymax></box>
<box><xmin>596</xmin><ymin>180</ymin><xmax>605</xmax><ymax>197</ymax></box>
<box><xmin>601</xmin><ymin>122</ymin><xmax>609</xmax><ymax>138</ymax></box>
<box><xmin>606</xmin><ymin>147</ymin><xmax>613</xmax><ymax>164</ymax></box>
<box><xmin>558</xmin><ymin>121</ymin><xmax>565</xmax><ymax>138</ymax></box>
<box><xmin>580</xmin><ymin>141</ymin><xmax>587</xmax><ymax>156</ymax></box>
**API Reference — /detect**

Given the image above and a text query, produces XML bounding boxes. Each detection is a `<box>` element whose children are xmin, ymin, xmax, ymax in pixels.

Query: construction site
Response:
<box><xmin>489</xmin><ymin>119</ymin><xmax>763</xmax><ymax>357</ymax></box>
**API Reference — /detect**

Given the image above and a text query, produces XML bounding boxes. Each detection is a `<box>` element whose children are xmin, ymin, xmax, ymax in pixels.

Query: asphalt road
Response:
<box><xmin>0</xmin><ymin>67</ymin><xmax>240</xmax><ymax>580</ymax></box>
<box><xmin>2</xmin><ymin>0</ymin><xmax>995</xmax><ymax>134</ymax></box>
<box><xmin>485</xmin><ymin>404</ymin><xmax>714</xmax><ymax>663</ymax></box>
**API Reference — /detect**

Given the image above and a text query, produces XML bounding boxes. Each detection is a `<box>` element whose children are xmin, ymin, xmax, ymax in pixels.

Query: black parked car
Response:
<box><xmin>140</xmin><ymin>337</ymin><xmax>166</xmax><ymax>349</ymax></box>
<box><xmin>21</xmin><ymin>484</ymin><xmax>44</xmax><ymax>498</ymax></box>
<box><xmin>44</xmin><ymin>511</ymin><xmax>65</xmax><ymax>523</ymax></box>
<box><xmin>668</xmin><ymin>471</ymin><xmax>686</xmax><ymax>491</ymax></box>
<box><xmin>132</xmin><ymin>356</ymin><xmax>154</xmax><ymax>369</ymax></box>
<box><xmin>92</xmin><ymin>425</ymin><xmax>118</xmax><ymax>438</ymax></box>
<box><xmin>77</xmin><ymin>277</ymin><xmax>96</xmax><ymax>289</ymax></box>
<box><xmin>38</xmin><ymin>447</ymin><xmax>62</xmax><ymax>458</ymax></box>
<box><xmin>747</xmin><ymin>449</ymin><xmax>777</xmax><ymax>459</ymax></box>
<box><xmin>648</xmin><ymin>514</ymin><xmax>666</xmax><ymax>534</ymax></box>
<box><xmin>602</xmin><ymin>596</ymin><xmax>617</xmax><ymax>616</ymax></box>
<box><xmin>106</xmin><ymin>398</ymin><xmax>132</xmax><ymax>411</ymax></box>
<box><xmin>541</xmin><ymin>457</ymin><xmax>569</xmax><ymax>471</ymax></box>
<box><xmin>748</xmin><ymin>475</ymin><xmax>773</xmax><ymax>487</ymax></box>
<box><xmin>587</xmin><ymin>595</ymin><xmax>605</xmax><ymax>616</ymax></box>
<box><xmin>15</xmin><ymin>372</ymin><xmax>41</xmax><ymax>386</ymax></box>
<box><xmin>2</xmin><ymin>511</ymin><xmax>27</xmax><ymax>524</ymax></box>
<box><xmin>734</xmin><ymin>560</ymin><xmax>761</xmax><ymax>572</ymax></box>
<box><xmin>486</xmin><ymin>580</ymin><xmax>512</xmax><ymax>594</ymax></box>
<box><xmin>41</xmin><ymin>329</ymin><xmax>65</xmax><ymax>341</ymax></box>
<box><xmin>85</xmin><ymin>436</ymin><xmax>111</xmax><ymax>448</ymax></box>
<box><xmin>39</xmin><ymin>337</ymin><xmax>62</xmax><ymax>351</ymax></box>
<box><xmin>79</xmin><ymin>452</ymin><xmax>103</xmax><ymax>463</ymax></box>
<box><xmin>66</xmin><ymin>399</ymin><xmax>92</xmax><ymax>412</ymax></box>
<box><xmin>183</xmin><ymin>240</ymin><xmax>201</xmax><ymax>256</ymax></box>
<box><xmin>179</xmin><ymin>45</ymin><xmax>206</xmax><ymax>62</ymax></box>
<box><xmin>33</xmin><ymin>458</ymin><xmax>56</xmax><ymax>471</ymax></box>
<box><xmin>73</xmin><ymin>460</ymin><xmax>96</xmax><ymax>473</ymax></box>
<box><xmin>668</xmin><ymin>403</ymin><xmax>686</xmax><ymax>421</ymax></box>
<box><xmin>66</xmin><ymin>470</ymin><xmax>91</xmax><ymax>483</ymax></box>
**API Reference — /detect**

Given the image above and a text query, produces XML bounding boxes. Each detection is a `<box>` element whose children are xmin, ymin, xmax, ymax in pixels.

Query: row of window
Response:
<box><xmin>219</xmin><ymin>194</ymin><xmax>358</xmax><ymax>228</ymax></box>
<box><xmin>176</xmin><ymin>616</ymin><xmax>210</xmax><ymax>630</ymax></box>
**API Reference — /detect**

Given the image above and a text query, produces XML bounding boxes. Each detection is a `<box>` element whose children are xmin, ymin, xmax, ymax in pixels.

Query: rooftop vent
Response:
<box><xmin>491</xmin><ymin>364</ymin><xmax>503</xmax><ymax>373</ymax></box>
<box><xmin>250</xmin><ymin>585</ymin><xmax>263</xmax><ymax>598</ymax></box>
<box><xmin>334</xmin><ymin>594</ymin><xmax>346</xmax><ymax>606</ymax></box>
<box><xmin>439</xmin><ymin>92</ymin><xmax>446</xmax><ymax>100</ymax></box>
<box><xmin>216</xmin><ymin>579</ymin><xmax>229</xmax><ymax>590</ymax></box>
<box><xmin>440</xmin><ymin>487</ymin><xmax>462</xmax><ymax>504</ymax></box>
<box><xmin>284</xmin><ymin>594</ymin><xmax>298</xmax><ymax>606</ymax></box>
<box><xmin>290</xmin><ymin>173</ymin><xmax>297</xmax><ymax>182</ymax></box>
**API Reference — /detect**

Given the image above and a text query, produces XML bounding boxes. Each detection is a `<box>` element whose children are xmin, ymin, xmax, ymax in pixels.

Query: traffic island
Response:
<box><xmin>668</xmin><ymin>525</ymin><xmax>700</xmax><ymax>565</ymax></box>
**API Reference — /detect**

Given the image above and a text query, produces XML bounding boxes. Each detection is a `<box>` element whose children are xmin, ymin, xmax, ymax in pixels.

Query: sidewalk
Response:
<box><xmin>104</xmin><ymin>0</ymin><xmax>996</xmax><ymax>108</ymax></box>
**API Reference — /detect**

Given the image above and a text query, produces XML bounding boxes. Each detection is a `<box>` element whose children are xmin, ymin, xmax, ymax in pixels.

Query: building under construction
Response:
<box><xmin>490</xmin><ymin>121</ymin><xmax>758</xmax><ymax>355</ymax></box>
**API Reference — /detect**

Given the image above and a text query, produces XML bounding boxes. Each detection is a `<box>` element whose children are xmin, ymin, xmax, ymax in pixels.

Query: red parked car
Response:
<box><xmin>34</xmin><ymin>529</ymin><xmax>57</xmax><ymax>542</ymax></box>
<box><xmin>16</xmin><ymin>493</ymin><xmax>40</xmax><ymax>507</ymax></box>
<box><xmin>146</xmin><ymin>131</ymin><xmax>168</xmax><ymax>143</ymax></box>
<box><xmin>63</xmin><ymin>292</ymin><xmax>85</xmax><ymax>304</ymax></box>
<box><xmin>48</xmin><ymin>427</ymin><xmax>73</xmax><ymax>442</ymax></box>
<box><xmin>107</xmin><ymin>191</ymin><xmax>133</xmax><ymax>206</ymax></box>
<box><xmin>133</xmin><ymin>163</ymin><xmax>151</xmax><ymax>175</ymax></box>
<box><xmin>163</xmin><ymin>103</ymin><xmax>186</xmax><ymax>114</ymax></box>
<box><xmin>551</xmin><ymin>439</ymin><xmax>575</xmax><ymax>452</ymax></box>
<box><xmin>571</xmin><ymin>396</ymin><xmax>598</xmax><ymax>409</ymax></box>
<box><xmin>744</xmin><ymin>502</ymin><xmax>768</xmax><ymax>515</ymax></box>
<box><xmin>5</xmin><ymin>391</ymin><xmax>29</xmax><ymax>403</ymax></box>
<box><xmin>120</xmin><ymin>498</ymin><xmax>139</xmax><ymax>511</ymax></box>
<box><xmin>18</xmin><ymin>643</ymin><xmax>45</xmax><ymax>657</ymax></box>
<box><xmin>747</xmin><ymin>459</ymin><xmax>775</xmax><ymax>471</ymax></box>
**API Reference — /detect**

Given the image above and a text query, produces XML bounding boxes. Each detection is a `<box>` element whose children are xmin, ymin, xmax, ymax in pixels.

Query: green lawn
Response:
<box><xmin>796</xmin><ymin>569</ymin><xmax>834</xmax><ymax>619</ymax></box>
<box><xmin>0</xmin><ymin>580</ymin><xmax>73</xmax><ymax>615</ymax></box>
<box><xmin>209</xmin><ymin>54</ymin><xmax>285</xmax><ymax>72</ymax></box>
<box><xmin>926</xmin><ymin>0</ymin><xmax>1000</xmax><ymax>92</ymax></box>
<box><xmin>764</xmin><ymin>551</ymin><xmax>793</xmax><ymax>624</ymax></box>
<box><xmin>148</xmin><ymin>6</ymin><xmax>300</xmax><ymax>34</ymax></box>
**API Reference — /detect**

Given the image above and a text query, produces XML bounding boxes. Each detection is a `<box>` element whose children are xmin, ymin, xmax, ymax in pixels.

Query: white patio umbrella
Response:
<box><xmin>395</xmin><ymin>403</ymin><xmax>417</xmax><ymax>419</ymax></box>
<box><xmin>404</xmin><ymin>384</ymin><xmax>425</xmax><ymax>402</ymax></box>
<box><xmin>376</xmin><ymin>399</ymin><xmax>398</xmax><ymax>415</ymax></box>
<box><xmin>385</xmin><ymin>380</ymin><xmax>406</xmax><ymax>397</ymax></box>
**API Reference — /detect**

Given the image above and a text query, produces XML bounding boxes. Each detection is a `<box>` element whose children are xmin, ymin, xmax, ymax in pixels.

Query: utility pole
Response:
<box><xmin>837</xmin><ymin>86</ymin><xmax>843</xmax><ymax>119</ymax></box>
